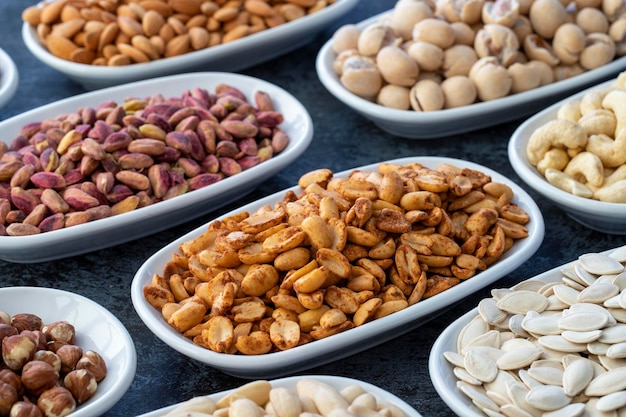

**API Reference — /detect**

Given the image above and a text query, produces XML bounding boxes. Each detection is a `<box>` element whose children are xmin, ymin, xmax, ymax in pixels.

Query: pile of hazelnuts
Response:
<box><xmin>0</xmin><ymin>312</ymin><xmax>107</xmax><ymax>417</ymax></box>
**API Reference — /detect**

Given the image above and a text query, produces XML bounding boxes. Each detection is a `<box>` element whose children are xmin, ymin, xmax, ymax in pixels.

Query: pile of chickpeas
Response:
<box><xmin>330</xmin><ymin>0</ymin><xmax>626</xmax><ymax>111</ymax></box>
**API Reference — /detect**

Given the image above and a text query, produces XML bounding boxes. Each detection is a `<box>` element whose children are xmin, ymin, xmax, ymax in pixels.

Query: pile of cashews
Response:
<box><xmin>526</xmin><ymin>71</ymin><xmax>626</xmax><ymax>203</ymax></box>
<box><xmin>330</xmin><ymin>0</ymin><xmax>626</xmax><ymax>111</ymax></box>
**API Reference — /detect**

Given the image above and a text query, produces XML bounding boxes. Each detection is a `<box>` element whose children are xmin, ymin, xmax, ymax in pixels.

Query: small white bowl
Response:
<box><xmin>0</xmin><ymin>286</ymin><xmax>136</xmax><ymax>416</ymax></box>
<box><xmin>131</xmin><ymin>156</ymin><xmax>545</xmax><ymax>379</ymax></box>
<box><xmin>136</xmin><ymin>375</ymin><xmax>423</xmax><ymax>417</ymax></box>
<box><xmin>0</xmin><ymin>47</ymin><xmax>18</xmax><ymax>111</ymax></box>
<box><xmin>315</xmin><ymin>10</ymin><xmax>626</xmax><ymax>139</ymax></box>
<box><xmin>0</xmin><ymin>72</ymin><xmax>313</xmax><ymax>263</ymax></box>
<box><xmin>507</xmin><ymin>78</ymin><xmax>626</xmax><ymax>235</ymax></box>
<box><xmin>22</xmin><ymin>0</ymin><xmax>359</xmax><ymax>90</ymax></box>
<box><xmin>428</xmin><ymin>245</ymin><xmax>623</xmax><ymax>417</ymax></box>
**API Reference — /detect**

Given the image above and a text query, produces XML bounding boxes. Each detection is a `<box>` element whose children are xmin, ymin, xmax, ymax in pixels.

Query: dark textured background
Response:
<box><xmin>1</xmin><ymin>1</ymin><xmax>625</xmax><ymax>415</ymax></box>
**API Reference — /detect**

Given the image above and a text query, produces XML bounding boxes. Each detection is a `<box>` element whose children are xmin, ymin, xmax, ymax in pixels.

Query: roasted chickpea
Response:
<box><xmin>440</xmin><ymin>75</ymin><xmax>477</xmax><ymax>108</ymax></box>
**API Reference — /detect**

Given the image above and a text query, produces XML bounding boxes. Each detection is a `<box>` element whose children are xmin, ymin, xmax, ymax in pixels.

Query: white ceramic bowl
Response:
<box><xmin>428</xmin><ymin>245</ymin><xmax>623</xmax><ymax>417</ymax></box>
<box><xmin>136</xmin><ymin>375</ymin><xmax>423</xmax><ymax>417</ymax></box>
<box><xmin>315</xmin><ymin>10</ymin><xmax>626</xmax><ymax>139</ymax></box>
<box><xmin>22</xmin><ymin>0</ymin><xmax>359</xmax><ymax>90</ymax></box>
<box><xmin>507</xmin><ymin>78</ymin><xmax>626</xmax><ymax>234</ymax></box>
<box><xmin>131</xmin><ymin>156</ymin><xmax>545</xmax><ymax>379</ymax></box>
<box><xmin>0</xmin><ymin>47</ymin><xmax>18</xmax><ymax>111</ymax></box>
<box><xmin>0</xmin><ymin>72</ymin><xmax>312</xmax><ymax>263</ymax></box>
<box><xmin>0</xmin><ymin>286</ymin><xmax>136</xmax><ymax>416</ymax></box>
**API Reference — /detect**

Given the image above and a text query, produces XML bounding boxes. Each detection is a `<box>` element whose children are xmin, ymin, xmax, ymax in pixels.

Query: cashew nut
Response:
<box><xmin>536</xmin><ymin>148</ymin><xmax>570</xmax><ymax>174</ymax></box>
<box><xmin>544</xmin><ymin>168</ymin><xmax>594</xmax><ymax>198</ymax></box>
<box><xmin>593</xmin><ymin>179</ymin><xmax>626</xmax><ymax>202</ymax></box>
<box><xmin>580</xmin><ymin>88</ymin><xmax>611</xmax><ymax>114</ymax></box>
<box><xmin>586</xmin><ymin>130</ymin><xmax>626</xmax><ymax>167</ymax></box>
<box><xmin>556</xmin><ymin>99</ymin><xmax>582</xmax><ymax>122</ymax></box>
<box><xmin>563</xmin><ymin>151</ymin><xmax>605</xmax><ymax>187</ymax></box>
<box><xmin>577</xmin><ymin>109</ymin><xmax>617</xmax><ymax>137</ymax></box>
<box><xmin>601</xmin><ymin>89</ymin><xmax>626</xmax><ymax>135</ymax></box>
<box><xmin>526</xmin><ymin>119</ymin><xmax>588</xmax><ymax>165</ymax></box>
<box><xmin>604</xmin><ymin>164</ymin><xmax>626</xmax><ymax>187</ymax></box>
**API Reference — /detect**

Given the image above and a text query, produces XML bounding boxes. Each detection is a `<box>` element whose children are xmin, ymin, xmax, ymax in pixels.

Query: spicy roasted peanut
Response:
<box><xmin>22</xmin><ymin>0</ymin><xmax>335</xmax><ymax>66</ymax></box>
<box><xmin>143</xmin><ymin>161</ymin><xmax>532</xmax><ymax>355</ymax></box>
<box><xmin>0</xmin><ymin>84</ymin><xmax>289</xmax><ymax>235</ymax></box>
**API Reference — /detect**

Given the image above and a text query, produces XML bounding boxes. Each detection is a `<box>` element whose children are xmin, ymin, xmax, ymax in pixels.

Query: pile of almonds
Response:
<box><xmin>0</xmin><ymin>311</ymin><xmax>107</xmax><ymax>417</ymax></box>
<box><xmin>0</xmin><ymin>83</ymin><xmax>289</xmax><ymax>236</ymax></box>
<box><xmin>22</xmin><ymin>0</ymin><xmax>335</xmax><ymax>66</ymax></box>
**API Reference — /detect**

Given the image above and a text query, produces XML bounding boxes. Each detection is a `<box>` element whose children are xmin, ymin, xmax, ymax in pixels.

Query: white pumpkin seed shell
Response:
<box><xmin>465</xmin><ymin>329</ymin><xmax>501</xmax><ymax>349</ymax></box>
<box><xmin>599</xmin><ymin>324</ymin><xmax>626</xmax><ymax>344</ymax></box>
<box><xmin>579</xmin><ymin>253</ymin><xmax>625</xmax><ymax>275</ymax></box>
<box><xmin>618</xmin><ymin>290</ymin><xmax>626</xmax><ymax>309</ymax></box>
<box><xmin>506</xmin><ymin>381</ymin><xmax>543</xmax><ymax>417</ymax></box>
<box><xmin>496</xmin><ymin>347</ymin><xmax>544</xmax><ymax>370</ymax></box>
<box><xmin>513</xmin><ymin>279</ymin><xmax>548</xmax><ymax>293</ymax></box>
<box><xmin>538</xmin><ymin>335</ymin><xmax>587</xmax><ymax>353</ymax></box>
<box><xmin>454</xmin><ymin>366</ymin><xmax>483</xmax><ymax>385</ymax></box>
<box><xmin>608</xmin><ymin>246</ymin><xmax>626</xmax><ymax>262</ymax></box>
<box><xmin>584</xmin><ymin>368</ymin><xmax>626</xmax><ymax>396</ymax></box>
<box><xmin>457</xmin><ymin>381</ymin><xmax>500</xmax><ymax>412</ymax></box>
<box><xmin>587</xmin><ymin>341</ymin><xmax>611</xmax><ymax>356</ymax></box>
<box><xmin>606</xmin><ymin>342</ymin><xmax>626</xmax><ymax>359</ymax></box>
<box><xmin>443</xmin><ymin>350</ymin><xmax>465</xmax><ymax>368</ymax></box>
<box><xmin>496</xmin><ymin>291</ymin><xmax>549</xmax><ymax>315</ymax></box>
<box><xmin>465</xmin><ymin>349</ymin><xmax>499</xmax><ymax>383</ymax></box>
<box><xmin>501</xmin><ymin>338</ymin><xmax>538</xmax><ymax>352</ymax></box>
<box><xmin>525</xmin><ymin>385</ymin><xmax>571</xmax><ymax>411</ymax></box>
<box><xmin>527</xmin><ymin>366</ymin><xmax>564</xmax><ymax>386</ymax></box>
<box><xmin>558</xmin><ymin>311</ymin><xmax>609</xmax><ymax>332</ymax></box>
<box><xmin>508</xmin><ymin>314</ymin><xmax>531</xmax><ymax>338</ymax></box>
<box><xmin>522</xmin><ymin>314</ymin><xmax>561</xmax><ymax>336</ymax></box>
<box><xmin>577</xmin><ymin>283</ymin><xmax>620</xmax><ymax>304</ymax></box>
<box><xmin>552</xmin><ymin>285</ymin><xmax>581</xmax><ymax>306</ymax></box>
<box><xmin>498</xmin><ymin>403</ymin><xmax>534</xmax><ymax>417</ymax></box>
<box><xmin>604</xmin><ymin>294</ymin><xmax>622</xmax><ymax>309</ymax></box>
<box><xmin>562</xmin><ymin>358</ymin><xmax>594</xmax><ymax>397</ymax></box>
<box><xmin>541</xmin><ymin>403</ymin><xmax>585</xmax><ymax>417</ymax></box>
<box><xmin>597</xmin><ymin>354</ymin><xmax>626</xmax><ymax>370</ymax></box>
<box><xmin>519</xmin><ymin>369</ymin><xmax>544</xmax><ymax>390</ymax></box>
<box><xmin>561</xmin><ymin>329</ymin><xmax>602</xmax><ymax>344</ymax></box>
<box><xmin>574</xmin><ymin>264</ymin><xmax>598</xmax><ymax>287</ymax></box>
<box><xmin>608</xmin><ymin>308</ymin><xmax>626</xmax><ymax>324</ymax></box>
<box><xmin>612</xmin><ymin>271</ymin><xmax>626</xmax><ymax>291</ymax></box>
<box><xmin>458</xmin><ymin>315</ymin><xmax>491</xmax><ymax>352</ymax></box>
<box><xmin>596</xmin><ymin>390</ymin><xmax>626</xmax><ymax>412</ymax></box>
<box><xmin>479</xmin><ymin>298</ymin><xmax>508</xmax><ymax>325</ymax></box>
<box><xmin>546</xmin><ymin>295</ymin><xmax>570</xmax><ymax>311</ymax></box>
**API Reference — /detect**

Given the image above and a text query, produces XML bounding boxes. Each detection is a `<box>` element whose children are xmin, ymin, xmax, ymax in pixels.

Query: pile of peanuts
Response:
<box><xmin>22</xmin><ymin>0</ymin><xmax>334</xmax><ymax>66</ymax></box>
<box><xmin>159</xmin><ymin>378</ymin><xmax>409</xmax><ymax>417</ymax></box>
<box><xmin>526</xmin><ymin>71</ymin><xmax>626</xmax><ymax>203</ymax></box>
<box><xmin>0</xmin><ymin>83</ymin><xmax>289</xmax><ymax>236</ymax></box>
<box><xmin>331</xmin><ymin>0</ymin><xmax>626</xmax><ymax>111</ymax></box>
<box><xmin>143</xmin><ymin>161</ymin><xmax>532</xmax><ymax>355</ymax></box>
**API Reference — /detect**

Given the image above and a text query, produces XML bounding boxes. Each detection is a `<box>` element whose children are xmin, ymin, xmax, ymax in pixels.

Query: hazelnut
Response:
<box><xmin>37</xmin><ymin>387</ymin><xmax>75</xmax><ymax>417</ymax></box>
<box><xmin>2</xmin><ymin>334</ymin><xmax>36</xmax><ymax>371</ymax></box>
<box><xmin>0</xmin><ymin>369</ymin><xmax>23</xmax><ymax>397</ymax></box>
<box><xmin>42</xmin><ymin>322</ymin><xmax>75</xmax><ymax>346</ymax></box>
<box><xmin>9</xmin><ymin>401</ymin><xmax>43</xmax><ymax>417</ymax></box>
<box><xmin>10</xmin><ymin>314</ymin><xmax>43</xmax><ymax>333</ymax></box>
<box><xmin>21</xmin><ymin>361</ymin><xmax>59</xmax><ymax>397</ymax></box>
<box><xmin>9</xmin><ymin>400</ymin><xmax>43</xmax><ymax>417</ymax></box>
<box><xmin>54</xmin><ymin>345</ymin><xmax>82</xmax><ymax>375</ymax></box>
<box><xmin>75</xmin><ymin>351</ymin><xmax>107</xmax><ymax>382</ymax></box>
<box><xmin>63</xmin><ymin>370</ymin><xmax>97</xmax><ymax>404</ymax></box>
<box><xmin>0</xmin><ymin>324</ymin><xmax>19</xmax><ymax>342</ymax></box>
<box><xmin>0</xmin><ymin>381</ymin><xmax>18</xmax><ymax>416</ymax></box>
<box><xmin>32</xmin><ymin>351</ymin><xmax>61</xmax><ymax>375</ymax></box>
<box><xmin>0</xmin><ymin>311</ymin><xmax>10</xmax><ymax>326</ymax></box>
<box><xmin>20</xmin><ymin>331</ymin><xmax>46</xmax><ymax>351</ymax></box>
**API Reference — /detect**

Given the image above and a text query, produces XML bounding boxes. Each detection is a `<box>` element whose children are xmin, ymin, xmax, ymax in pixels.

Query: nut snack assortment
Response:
<box><xmin>438</xmin><ymin>246</ymin><xmax>626</xmax><ymax>416</ymax></box>
<box><xmin>146</xmin><ymin>377</ymin><xmax>417</xmax><ymax>417</ymax></box>
<box><xmin>526</xmin><ymin>71</ymin><xmax>626</xmax><ymax>203</ymax></box>
<box><xmin>143</xmin><ymin>161</ymin><xmax>532</xmax><ymax>355</ymax></box>
<box><xmin>330</xmin><ymin>0</ymin><xmax>626</xmax><ymax>111</ymax></box>
<box><xmin>0</xmin><ymin>311</ymin><xmax>107</xmax><ymax>416</ymax></box>
<box><xmin>0</xmin><ymin>82</ymin><xmax>289</xmax><ymax>236</ymax></box>
<box><xmin>22</xmin><ymin>0</ymin><xmax>337</xmax><ymax>66</ymax></box>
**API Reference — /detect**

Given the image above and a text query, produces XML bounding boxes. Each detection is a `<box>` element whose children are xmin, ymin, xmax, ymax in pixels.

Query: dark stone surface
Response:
<box><xmin>1</xmin><ymin>1</ymin><xmax>625</xmax><ymax>416</ymax></box>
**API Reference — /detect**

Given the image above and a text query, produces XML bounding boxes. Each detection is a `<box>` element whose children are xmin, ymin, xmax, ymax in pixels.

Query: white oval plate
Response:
<box><xmin>0</xmin><ymin>286</ymin><xmax>136</xmax><ymax>416</ymax></box>
<box><xmin>136</xmin><ymin>375</ymin><xmax>423</xmax><ymax>417</ymax></box>
<box><xmin>0</xmin><ymin>72</ymin><xmax>313</xmax><ymax>263</ymax></box>
<box><xmin>131</xmin><ymin>156</ymin><xmax>545</xmax><ymax>379</ymax></box>
<box><xmin>428</xmin><ymin>245</ymin><xmax>621</xmax><ymax>417</ymax></box>
<box><xmin>316</xmin><ymin>10</ymin><xmax>626</xmax><ymax>139</ymax></box>
<box><xmin>0</xmin><ymin>47</ymin><xmax>18</xmax><ymax>111</ymax></box>
<box><xmin>508</xmin><ymin>78</ymin><xmax>626</xmax><ymax>234</ymax></box>
<box><xmin>23</xmin><ymin>0</ymin><xmax>359</xmax><ymax>90</ymax></box>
